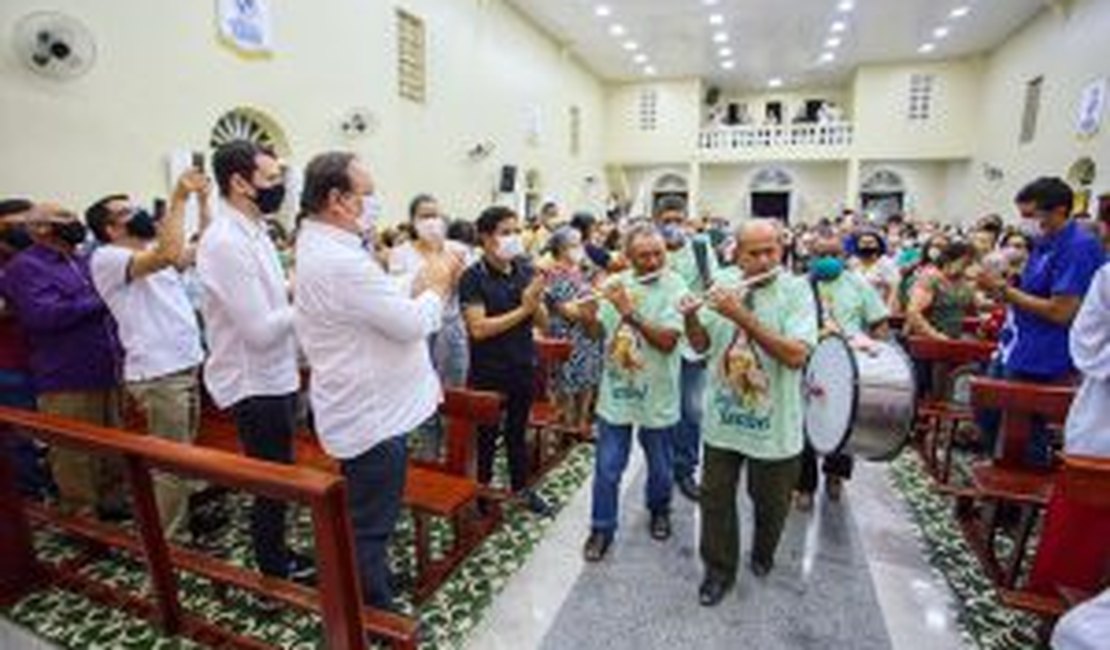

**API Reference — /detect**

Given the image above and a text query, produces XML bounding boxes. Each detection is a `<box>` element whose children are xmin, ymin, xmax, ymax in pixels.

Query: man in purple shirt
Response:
<box><xmin>0</xmin><ymin>204</ymin><xmax>126</xmax><ymax>518</ymax></box>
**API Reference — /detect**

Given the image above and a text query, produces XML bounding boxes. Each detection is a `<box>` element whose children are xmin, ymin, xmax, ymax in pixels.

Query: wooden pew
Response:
<box><xmin>999</xmin><ymin>455</ymin><xmax>1110</xmax><ymax>622</ymax></box>
<box><xmin>905</xmin><ymin>336</ymin><xmax>996</xmax><ymax>485</ymax></box>
<box><xmin>197</xmin><ymin>388</ymin><xmax>505</xmax><ymax>604</ymax></box>
<box><xmin>528</xmin><ymin>337</ymin><xmax>578</xmax><ymax>484</ymax></box>
<box><xmin>958</xmin><ymin>378</ymin><xmax>1075</xmax><ymax>589</ymax></box>
<box><xmin>0</xmin><ymin>406</ymin><xmax>416</xmax><ymax>650</ymax></box>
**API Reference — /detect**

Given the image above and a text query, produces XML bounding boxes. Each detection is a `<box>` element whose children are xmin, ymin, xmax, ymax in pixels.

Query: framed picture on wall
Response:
<box><xmin>1076</xmin><ymin>77</ymin><xmax>1107</xmax><ymax>138</ymax></box>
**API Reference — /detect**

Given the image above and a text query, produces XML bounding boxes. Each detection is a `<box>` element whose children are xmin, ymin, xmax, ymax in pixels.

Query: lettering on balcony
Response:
<box><xmin>698</xmin><ymin>122</ymin><xmax>854</xmax><ymax>153</ymax></box>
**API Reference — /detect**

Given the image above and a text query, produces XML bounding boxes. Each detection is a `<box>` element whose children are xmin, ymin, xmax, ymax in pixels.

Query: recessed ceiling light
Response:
<box><xmin>709</xmin><ymin>14</ymin><xmax>724</xmax><ymax>25</ymax></box>
<box><xmin>837</xmin><ymin>1</ymin><xmax>854</xmax><ymax>11</ymax></box>
<box><xmin>713</xmin><ymin>31</ymin><xmax>729</xmax><ymax>43</ymax></box>
<box><xmin>919</xmin><ymin>42</ymin><xmax>936</xmax><ymax>53</ymax></box>
<box><xmin>718</xmin><ymin>46</ymin><xmax>733</xmax><ymax>57</ymax></box>
<box><xmin>722</xmin><ymin>60</ymin><xmax>735</xmax><ymax>70</ymax></box>
<box><xmin>933</xmin><ymin>26</ymin><xmax>950</xmax><ymax>39</ymax></box>
<box><xmin>609</xmin><ymin>24</ymin><xmax>626</xmax><ymax>36</ymax></box>
<box><xmin>768</xmin><ymin>77</ymin><xmax>784</xmax><ymax>88</ymax></box>
<box><xmin>950</xmin><ymin>6</ymin><xmax>970</xmax><ymax>19</ymax></box>
<box><xmin>634</xmin><ymin>53</ymin><xmax>648</xmax><ymax>64</ymax></box>
<box><xmin>831</xmin><ymin>21</ymin><xmax>847</xmax><ymax>33</ymax></box>
<box><xmin>826</xmin><ymin>37</ymin><xmax>842</xmax><ymax>48</ymax></box>
<box><xmin>703</xmin><ymin>0</ymin><xmax>720</xmax><ymax>6</ymax></box>
<box><xmin>623</xmin><ymin>40</ymin><xmax>639</xmax><ymax>51</ymax></box>
<box><xmin>819</xmin><ymin>51</ymin><xmax>836</xmax><ymax>63</ymax></box>
<box><xmin>594</xmin><ymin>5</ymin><xmax>611</xmax><ymax>18</ymax></box>
<box><xmin>644</xmin><ymin>65</ymin><xmax>657</xmax><ymax>76</ymax></box>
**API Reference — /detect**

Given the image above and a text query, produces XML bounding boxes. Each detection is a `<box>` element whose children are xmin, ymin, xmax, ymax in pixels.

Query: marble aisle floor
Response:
<box><xmin>467</xmin><ymin>452</ymin><xmax>968</xmax><ymax>650</ymax></box>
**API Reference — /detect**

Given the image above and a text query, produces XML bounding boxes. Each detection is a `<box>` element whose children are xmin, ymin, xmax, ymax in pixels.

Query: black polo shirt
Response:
<box><xmin>458</xmin><ymin>255</ymin><xmax>536</xmax><ymax>382</ymax></box>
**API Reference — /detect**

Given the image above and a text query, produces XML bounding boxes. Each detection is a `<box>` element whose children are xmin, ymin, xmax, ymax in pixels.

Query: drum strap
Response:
<box><xmin>693</xmin><ymin>238</ymin><xmax>712</xmax><ymax>291</ymax></box>
<box><xmin>809</xmin><ymin>276</ymin><xmax>827</xmax><ymax>330</ymax></box>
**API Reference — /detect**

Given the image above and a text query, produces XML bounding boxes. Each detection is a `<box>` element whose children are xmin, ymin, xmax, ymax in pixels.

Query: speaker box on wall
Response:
<box><xmin>499</xmin><ymin>165</ymin><xmax>517</xmax><ymax>193</ymax></box>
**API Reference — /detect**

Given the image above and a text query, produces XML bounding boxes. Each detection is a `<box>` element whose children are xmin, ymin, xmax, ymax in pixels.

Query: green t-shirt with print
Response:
<box><xmin>815</xmin><ymin>270</ymin><xmax>889</xmax><ymax>336</ymax></box>
<box><xmin>667</xmin><ymin>234</ymin><xmax>718</xmax><ymax>360</ymax></box>
<box><xmin>700</xmin><ymin>268</ymin><xmax>819</xmax><ymax>460</ymax></box>
<box><xmin>596</xmin><ymin>269</ymin><xmax>687</xmax><ymax>429</ymax></box>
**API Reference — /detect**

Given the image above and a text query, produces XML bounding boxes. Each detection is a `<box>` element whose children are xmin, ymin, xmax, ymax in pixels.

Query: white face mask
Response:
<box><xmin>415</xmin><ymin>217</ymin><xmax>446</xmax><ymax>243</ymax></box>
<box><xmin>1017</xmin><ymin>218</ymin><xmax>1042</xmax><ymax>239</ymax></box>
<box><xmin>496</xmin><ymin>234</ymin><xmax>525</xmax><ymax>261</ymax></box>
<box><xmin>358</xmin><ymin>195</ymin><xmax>383</xmax><ymax>233</ymax></box>
<box><xmin>568</xmin><ymin>247</ymin><xmax>586</xmax><ymax>264</ymax></box>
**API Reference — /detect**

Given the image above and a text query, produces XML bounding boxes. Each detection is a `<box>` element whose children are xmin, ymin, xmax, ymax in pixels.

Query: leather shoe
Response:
<box><xmin>698</xmin><ymin>575</ymin><xmax>732</xmax><ymax>607</ymax></box>
<box><xmin>649</xmin><ymin>512</ymin><xmax>672</xmax><ymax>541</ymax></box>
<box><xmin>676</xmin><ymin>475</ymin><xmax>700</xmax><ymax>502</ymax></box>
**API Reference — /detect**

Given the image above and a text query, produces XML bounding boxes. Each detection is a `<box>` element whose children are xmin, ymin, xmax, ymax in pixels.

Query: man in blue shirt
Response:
<box><xmin>977</xmin><ymin>177</ymin><xmax>1105</xmax><ymax>466</ymax></box>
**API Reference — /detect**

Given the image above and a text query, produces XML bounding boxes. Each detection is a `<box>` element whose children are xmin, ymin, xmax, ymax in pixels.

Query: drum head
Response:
<box><xmin>804</xmin><ymin>336</ymin><xmax>857</xmax><ymax>455</ymax></box>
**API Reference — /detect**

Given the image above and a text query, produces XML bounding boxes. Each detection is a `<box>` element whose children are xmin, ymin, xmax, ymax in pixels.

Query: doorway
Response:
<box><xmin>751</xmin><ymin>192</ymin><xmax>790</xmax><ymax>222</ymax></box>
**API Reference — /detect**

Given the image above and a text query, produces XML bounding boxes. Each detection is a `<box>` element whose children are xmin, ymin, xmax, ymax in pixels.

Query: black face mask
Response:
<box><xmin>54</xmin><ymin>221</ymin><xmax>88</xmax><ymax>246</ymax></box>
<box><xmin>125</xmin><ymin>210</ymin><xmax>157</xmax><ymax>240</ymax></box>
<box><xmin>252</xmin><ymin>183</ymin><xmax>286</xmax><ymax>215</ymax></box>
<box><xmin>857</xmin><ymin>247</ymin><xmax>881</xmax><ymax>258</ymax></box>
<box><xmin>1</xmin><ymin>226</ymin><xmax>33</xmax><ymax>251</ymax></box>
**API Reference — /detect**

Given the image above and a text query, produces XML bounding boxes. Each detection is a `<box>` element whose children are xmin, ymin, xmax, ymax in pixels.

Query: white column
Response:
<box><xmin>688</xmin><ymin>160</ymin><xmax>702</xmax><ymax>217</ymax></box>
<box><xmin>845</xmin><ymin>157</ymin><xmax>861</xmax><ymax>211</ymax></box>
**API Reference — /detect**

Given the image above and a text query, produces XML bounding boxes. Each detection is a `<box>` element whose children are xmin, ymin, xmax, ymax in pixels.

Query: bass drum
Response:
<box><xmin>803</xmin><ymin>335</ymin><xmax>917</xmax><ymax>461</ymax></box>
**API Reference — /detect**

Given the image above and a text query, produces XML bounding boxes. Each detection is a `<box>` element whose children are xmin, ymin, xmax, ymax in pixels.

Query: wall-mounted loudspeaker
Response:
<box><xmin>499</xmin><ymin>165</ymin><xmax>517</xmax><ymax>193</ymax></box>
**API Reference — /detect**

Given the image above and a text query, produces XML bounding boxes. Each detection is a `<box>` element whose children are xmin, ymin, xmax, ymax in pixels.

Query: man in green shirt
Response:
<box><xmin>656</xmin><ymin>197</ymin><xmax>718</xmax><ymax>502</ymax></box>
<box><xmin>799</xmin><ymin>228</ymin><xmax>890</xmax><ymax>508</ymax></box>
<box><xmin>683</xmin><ymin>219</ymin><xmax>818</xmax><ymax>606</ymax></box>
<box><xmin>581</xmin><ymin>223</ymin><xmax>688</xmax><ymax>562</ymax></box>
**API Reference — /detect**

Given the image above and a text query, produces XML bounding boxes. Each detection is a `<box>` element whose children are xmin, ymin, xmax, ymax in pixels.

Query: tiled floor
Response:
<box><xmin>2</xmin><ymin>452</ymin><xmax>967</xmax><ymax>650</ymax></box>
<box><xmin>467</xmin><ymin>454</ymin><xmax>968</xmax><ymax>650</ymax></box>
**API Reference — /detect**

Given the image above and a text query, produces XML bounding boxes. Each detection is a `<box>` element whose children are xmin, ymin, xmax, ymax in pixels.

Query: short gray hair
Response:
<box><xmin>623</xmin><ymin>221</ymin><xmax>662</xmax><ymax>253</ymax></box>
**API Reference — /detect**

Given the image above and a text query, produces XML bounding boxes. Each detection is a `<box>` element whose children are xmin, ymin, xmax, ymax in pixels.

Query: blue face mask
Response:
<box><xmin>659</xmin><ymin>224</ymin><xmax>686</xmax><ymax>248</ymax></box>
<box><xmin>810</xmin><ymin>255</ymin><xmax>845</xmax><ymax>281</ymax></box>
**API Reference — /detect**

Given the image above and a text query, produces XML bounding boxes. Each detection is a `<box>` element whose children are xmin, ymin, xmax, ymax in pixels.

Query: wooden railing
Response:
<box><xmin>0</xmin><ymin>406</ymin><xmax>416</xmax><ymax>650</ymax></box>
<box><xmin>698</xmin><ymin>121</ymin><xmax>853</xmax><ymax>153</ymax></box>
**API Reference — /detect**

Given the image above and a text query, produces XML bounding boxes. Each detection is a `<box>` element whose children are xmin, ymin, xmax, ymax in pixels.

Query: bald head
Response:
<box><xmin>735</xmin><ymin>218</ymin><xmax>782</xmax><ymax>249</ymax></box>
<box><xmin>733</xmin><ymin>218</ymin><xmax>783</xmax><ymax>279</ymax></box>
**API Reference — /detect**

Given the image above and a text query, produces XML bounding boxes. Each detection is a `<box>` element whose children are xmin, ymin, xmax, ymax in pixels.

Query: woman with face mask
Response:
<box><xmin>850</xmin><ymin>230</ymin><xmax>900</xmax><ymax>311</ymax></box>
<box><xmin>542</xmin><ymin>227</ymin><xmax>604</xmax><ymax>435</ymax></box>
<box><xmin>904</xmin><ymin>241</ymin><xmax>978</xmax><ymax>340</ymax></box>
<box><xmin>897</xmin><ymin>233</ymin><xmax>949</xmax><ymax>313</ymax></box>
<box><xmin>387</xmin><ymin>195</ymin><xmax>472</xmax><ymax>459</ymax></box>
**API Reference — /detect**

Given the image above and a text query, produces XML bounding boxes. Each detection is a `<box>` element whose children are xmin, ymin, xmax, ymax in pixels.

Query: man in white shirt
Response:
<box><xmin>293</xmin><ymin>152</ymin><xmax>456</xmax><ymax>609</ymax></box>
<box><xmin>86</xmin><ymin>171</ymin><xmax>213</xmax><ymax>539</ymax></box>
<box><xmin>197</xmin><ymin>140</ymin><xmax>310</xmax><ymax>583</ymax></box>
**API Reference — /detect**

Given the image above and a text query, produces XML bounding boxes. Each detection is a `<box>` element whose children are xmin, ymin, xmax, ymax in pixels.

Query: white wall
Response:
<box><xmin>605</xmin><ymin>79</ymin><xmax>702</xmax><ymax>165</ymax></box>
<box><xmin>0</xmin><ymin>0</ymin><xmax>607</xmax><ymax>223</ymax></box>
<box><xmin>966</xmin><ymin>0</ymin><xmax>1110</xmax><ymax>220</ymax></box>
<box><xmin>700</xmin><ymin>162</ymin><xmax>848</xmax><ymax>224</ymax></box>
<box><xmin>859</xmin><ymin>160</ymin><xmax>968</xmax><ymax>222</ymax></box>
<box><xmin>852</xmin><ymin>58</ymin><xmax>984</xmax><ymax>161</ymax></box>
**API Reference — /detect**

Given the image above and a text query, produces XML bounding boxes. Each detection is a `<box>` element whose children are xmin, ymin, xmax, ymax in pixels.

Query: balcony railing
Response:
<box><xmin>698</xmin><ymin>122</ymin><xmax>854</xmax><ymax>153</ymax></box>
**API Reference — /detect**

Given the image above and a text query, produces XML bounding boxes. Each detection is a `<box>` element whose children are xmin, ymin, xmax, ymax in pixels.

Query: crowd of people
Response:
<box><xmin>1</xmin><ymin>140</ymin><xmax>1108</xmax><ymax>617</ymax></box>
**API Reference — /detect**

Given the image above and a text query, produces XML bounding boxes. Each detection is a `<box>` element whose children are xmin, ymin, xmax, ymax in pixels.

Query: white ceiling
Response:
<box><xmin>507</xmin><ymin>0</ymin><xmax>1048</xmax><ymax>89</ymax></box>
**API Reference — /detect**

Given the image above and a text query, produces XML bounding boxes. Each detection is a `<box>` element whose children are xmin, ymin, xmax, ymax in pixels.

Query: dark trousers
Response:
<box><xmin>472</xmin><ymin>370</ymin><xmax>534</xmax><ymax>493</ymax></box>
<box><xmin>797</xmin><ymin>442</ymin><xmax>854</xmax><ymax>494</ymax></box>
<box><xmin>700</xmin><ymin>445</ymin><xmax>800</xmax><ymax>582</ymax></box>
<box><xmin>340</xmin><ymin>435</ymin><xmax>407</xmax><ymax>609</ymax></box>
<box><xmin>0</xmin><ymin>370</ymin><xmax>49</xmax><ymax>499</ymax></box>
<box><xmin>232</xmin><ymin>393</ymin><xmax>297</xmax><ymax>577</ymax></box>
<box><xmin>975</xmin><ymin>359</ymin><xmax>1063</xmax><ymax>468</ymax></box>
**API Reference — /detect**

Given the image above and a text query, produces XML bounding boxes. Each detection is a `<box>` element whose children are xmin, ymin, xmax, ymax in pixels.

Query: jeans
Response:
<box><xmin>472</xmin><ymin>370</ymin><xmax>534</xmax><ymax>493</ymax></box>
<box><xmin>674</xmin><ymin>358</ymin><xmax>706</xmax><ymax>481</ymax></box>
<box><xmin>974</xmin><ymin>359</ymin><xmax>1061</xmax><ymax>468</ymax></box>
<box><xmin>340</xmin><ymin>435</ymin><xmax>407</xmax><ymax>609</ymax></box>
<box><xmin>701</xmin><ymin>445</ymin><xmax>800</xmax><ymax>581</ymax></box>
<box><xmin>590</xmin><ymin>418</ymin><xmax>674</xmax><ymax>536</ymax></box>
<box><xmin>232</xmin><ymin>393</ymin><xmax>297</xmax><ymax>577</ymax></box>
